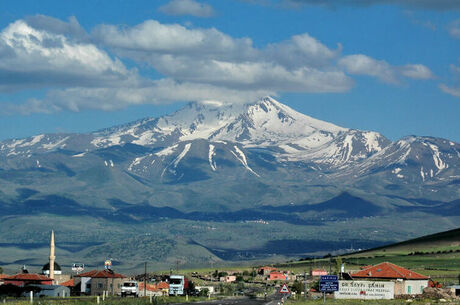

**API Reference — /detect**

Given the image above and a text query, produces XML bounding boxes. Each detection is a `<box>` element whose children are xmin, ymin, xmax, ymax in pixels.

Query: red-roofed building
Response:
<box><xmin>269</xmin><ymin>271</ymin><xmax>288</xmax><ymax>281</ymax></box>
<box><xmin>74</xmin><ymin>270</ymin><xmax>127</xmax><ymax>296</ymax></box>
<box><xmin>0</xmin><ymin>274</ymin><xmax>9</xmax><ymax>285</ymax></box>
<box><xmin>350</xmin><ymin>262</ymin><xmax>430</xmax><ymax>296</ymax></box>
<box><xmin>311</xmin><ymin>269</ymin><xmax>328</xmax><ymax>276</ymax></box>
<box><xmin>60</xmin><ymin>279</ymin><xmax>75</xmax><ymax>287</ymax></box>
<box><xmin>3</xmin><ymin>274</ymin><xmax>53</xmax><ymax>286</ymax></box>
<box><xmin>138</xmin><ymin>282</ymin><xmax>169</xmax><ymax>297</ymax></box>
<box><xmin>258</xmin><ymin>266</ymin><xmax>277</xmax><ymax>276</ymax></box>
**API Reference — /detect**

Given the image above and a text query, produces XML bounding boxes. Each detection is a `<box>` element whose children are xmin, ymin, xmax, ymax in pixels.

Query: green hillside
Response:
<box><xmin>275</xmin><ymin>228</ymin><xmax>460</xmax><ymax>286</ymax></box>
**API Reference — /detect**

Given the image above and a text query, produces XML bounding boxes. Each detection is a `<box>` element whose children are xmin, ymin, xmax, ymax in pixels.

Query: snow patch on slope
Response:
<box><xmin>428</xmin><ymin>144</ymin><xmax>447</xmax><ymax>173</ymax></box>
<box><xmin>156</xmin><ymin>144</ymin><xmax>179</xmax><ymax>157</ymax></box>
<box><xmin>208</xmin><ymin>144</ymin><xmax>217</xmax><ymax>171</ymax></box>
<box><xmin>231</xmin><ymin>146</ymin><xmax>260</xmax><ymax>177</ymax></box>
<box><xmin>173</xmin><ymin>143</ymin><xmax>192</xmax><ymax>168</ymax></box>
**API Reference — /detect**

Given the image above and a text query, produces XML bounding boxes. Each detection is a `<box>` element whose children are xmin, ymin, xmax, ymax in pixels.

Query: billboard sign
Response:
<box><xmin>334</xmin><ymin>281</ymin><xmax>395</xmax><ymax>300</ymax></box>
<box><xmin>105</xmin><ymin>259</ymin><xmax>112</xmax><ymax>269</ymax></box>
<box><xmin>72</xmin><ymin>263</ymin><xmax>84</xmax><ymax>273</ymax></box>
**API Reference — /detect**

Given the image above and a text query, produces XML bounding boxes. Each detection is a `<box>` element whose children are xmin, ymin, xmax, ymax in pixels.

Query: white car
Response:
<box><xmin>121</xmin><ymin>281</ymin><xmax>139</xmax><ymax>297</ymax></box>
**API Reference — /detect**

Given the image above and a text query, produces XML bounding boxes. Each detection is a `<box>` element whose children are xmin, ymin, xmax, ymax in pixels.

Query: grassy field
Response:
<box><xmin>285</xmin><ymin>298</ymin><xmax>460</xmax><ymax>305</ymax></box>
<box><xmin>274</xmin><ymin>228</ymin><xmax>460</xmax><ymax>286</ymax></box>
<box><xmin>2</xmin><ymin>295</ymin><xmax>212</xmax><ymax>305</ymax></box>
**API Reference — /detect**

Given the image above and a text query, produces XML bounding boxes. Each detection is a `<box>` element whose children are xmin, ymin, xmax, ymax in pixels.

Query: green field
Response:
<box><xmin>274</xmin><ymin>228</ymin><xmax>460</xmax><ymax>285</ymax></box>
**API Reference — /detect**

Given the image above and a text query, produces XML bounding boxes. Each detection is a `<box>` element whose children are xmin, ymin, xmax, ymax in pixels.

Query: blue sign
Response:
<box><xmin>320</xmin><ymin>275</ymin><xmax>338</xmax><ymax>281</ymax></box>
<box><xmin>319</xmin><ymin>275</ymin><xmax>339</xmax><ymax>292</ymax></box>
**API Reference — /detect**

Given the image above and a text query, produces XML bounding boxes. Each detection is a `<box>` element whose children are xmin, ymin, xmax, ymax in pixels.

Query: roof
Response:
<box><xmin>26</xmin><ymin>285</ymin><xmax>69</xmax><ymax>290</ymax></box>
<box><xmin>157</xmin><ymin>282</ymin><xmax>169</xmax><ymax>289</ymax></box>
<box><xmin>0</xmin><ymin>274</ymin><xmax>9</xmax><ymax>280</ymax></box>
<box><xmin>139</xmin><ymin>282</ymin><xmax>169</xmax><ymax>291</ymax></box>
<box><xmin>351</xmin><ymin>262</ymin><xmax>429</xmax><ymax>280</ymax></box>
<box><xmin>269</xmin><ymin>271</ymin><xmax>284</xmax><ymax>275</ymax></box>
<box><xmin>74</xmin><ymin>269</ymin><xmax>126</xmax><ymax>279</ymax></box>
<box><xmin>4</xmin><ymin>273</ymin><xmax>52</xmax><ymax>281</ymax></box>
<box><xmin>42</xmin><ymin>262</ymin><xmax>62</xmax><ymax>271</ymax></box>
<box><xmin>259</xmin><ymin>266</ymin><xmax>277</xmax><ymax>270</ymax></box>
<box><xmin>60</xmin><ymin>279</ymin><xmax>75</xmax><ymax>287</ymax></box>
<box><xmin>139</xmin><ymin>283</ymin><xmax>159</xmax><ymax>292</ymax></box>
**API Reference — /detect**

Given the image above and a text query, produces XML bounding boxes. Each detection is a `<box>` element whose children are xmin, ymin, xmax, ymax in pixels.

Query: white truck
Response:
<box><xmin>169</xmin><ymin>275</ymin><xmax>189</xmax><ymax>296</ymax></box>
<box><xmin>121</xmin><ymin>281</ymin><xmax>139</xmax><ymax>297</ymax></box>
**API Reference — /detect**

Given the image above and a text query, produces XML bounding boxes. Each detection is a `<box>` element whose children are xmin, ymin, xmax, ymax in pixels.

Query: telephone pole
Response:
<box><xmin>144</xmin><ymin>262</ymin><xmax>147</xmax><ymax>297</ymax></box>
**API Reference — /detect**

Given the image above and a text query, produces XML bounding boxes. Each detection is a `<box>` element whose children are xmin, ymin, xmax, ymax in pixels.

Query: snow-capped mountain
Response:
<box><xmin>0</xmin><ymin>97</ymin><xmax>390</xmax><ymax>169</ymax></box>
<box><xmin>1</xmin><ymin>96</ymin><xmax>460</xmax><ymax>204</ymax></box>
<box><xmin>1</xmin><ymin>96</ymin><xmax>460</xmax><ymax>270</ymax></box>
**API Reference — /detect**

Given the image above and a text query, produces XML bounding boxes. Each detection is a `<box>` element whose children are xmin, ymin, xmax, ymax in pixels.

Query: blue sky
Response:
<box><xmin>0</xmin><ymin>0</ymin><xmax>459</xmax><ymax>142</ymax></box>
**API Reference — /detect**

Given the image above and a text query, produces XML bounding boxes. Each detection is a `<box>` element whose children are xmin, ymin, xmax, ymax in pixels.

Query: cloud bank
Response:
<box><xmin>0</xmin><ymin>16</ymin><xmax>434</xmax><ymax>114</ymax></box>
<box><xmin>158</xmin><ymin>0</ymin><xmax>215</xmax><ymax>17</ymax></box>
<box><xmin>282</xmin><ymin>0</ymin><xmax>460</xmax><ymax>10</ymax></box>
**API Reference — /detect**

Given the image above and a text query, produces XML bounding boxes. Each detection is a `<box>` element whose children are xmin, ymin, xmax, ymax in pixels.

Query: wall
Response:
<box><xmin>404</xmin><ymin>280</ymin><xmax>429</xmax><ymax>295</ymax></box>
<box><xmin>334</xmin><ymin>280</ymin><xmax>395</xmax><ymax>300</ymax></box>
<box><xmin>90</xmin><ymin>277</ymin><xmax>126</xmax><ymax>296</ymax></box>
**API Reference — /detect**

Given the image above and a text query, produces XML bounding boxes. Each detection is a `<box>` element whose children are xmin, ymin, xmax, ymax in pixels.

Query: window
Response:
<box><xmin>98</xmin><ymin>283</ymin><xmax>103</xmax><ymax>289</ymax></box>
<box><xmin>110</xmin><ymin>284</ymin><xmax>113</xmax><ymax>288</ymax></box>
<box><xmin>118</xmin><ymin>283</ymin><xmax>121</xmax><ymax>288</ymax></box>
<box><xmin>408</xmin><ymin>286</ymin><xmax>412</xmax><ymax>294</ymax></box>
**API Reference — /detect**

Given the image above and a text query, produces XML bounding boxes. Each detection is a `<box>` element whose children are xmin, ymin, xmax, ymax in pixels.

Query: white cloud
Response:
<box><xmin>448</xmin><ymin>19</ymin><xmax>460</xmax><ymax>39</ymax></box>
<box><xmin>2</xmin><ymin>79</ymin><xmax>274</xmax><ymax>114</ymax></box>
<box><xmin>339</xmin><ymin>54</ymin><xmax>433</xmax><ymax>83</ymax></box>
<box><xmin>338</xmin><ymin>54</ymin><xmax>398</xmax><ymax>83</ymax></box>
<box><xmin>92</xmin><ymin>20</ymin><xmax>254</xmax><ymax>60</ymax></box>
<box><xmin>158</xmin><ymin>0</ymin><xmax>215</xmax><ymax>17</ymax></box>
<box><xmin>0</xmin><ymin>17</ymin><xmax>435</xmax><ymax>114</ymax></box>
<box><xmin>0</xmin><ymin>20</ymin><xmax>138</xmax><ymax>92</ymax></box>
<box><xmin>92</xmin><ymin>19</ymin><xmax>352</xmax><ymax>93</ymax></box>
<box><xmin>439</xmin><ymin>84</ymin><xmax>460</xmax><ymax>98</ymax></box>
<box><xmin>399</xmin><ymin>64</ymin><xmax>434</xmax><ymax>79</ymax></box>
<box><xmin>281</xmin><ymin>0</ymin><xmax>460</xmax><ymax>10</ymax></box>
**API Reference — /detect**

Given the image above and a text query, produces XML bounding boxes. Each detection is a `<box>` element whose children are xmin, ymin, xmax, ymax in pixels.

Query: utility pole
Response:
<box><xmin>304</xmin><ymin>270</ymin><xmax>308</xmax><ymax>299</ymax></box>
<box><xmin>144</xmin><ymin>262</ymin><xmax>147</xmax><ymax>298</ymax></box>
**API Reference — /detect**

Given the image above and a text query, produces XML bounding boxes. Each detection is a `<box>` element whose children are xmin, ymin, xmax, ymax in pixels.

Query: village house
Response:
<box><xmin>74</xmin><ymin>269</ymin><xmax>128</xmax><ymax>296</ymax></box>
<box><xmin>21</xmin><ymin>284</ymin><xmax>70</xmax><ymax>297</ymax></box>
<box><xmin>220</xmin><ymin>275</ymin><xmax>236</xmax><ymax>283</ymax></box>
<box><xmin>351</xmin><ymin>262</ymin><xmax>430</xmax><ymax>296</ymax></box>
<box><xmin>311</xmin><ymin>269</ymin><xmax>328</xmax><ymax>276</ymax></box>
<box><xmin>258</xmin><ymin>266</ymin><xmax>277</xmax><ymax>276</ymax></box>
<box><xmin>3</xmin><ymin>273</ymin><xmax>53</xmax><ymax>286</ymax></box>
<box><xmin>138</xmin><ymin>281</ymin><xmax>169</xmax><ymax>297</ymax></box>
<box><xmin>0</xmin><ymin>274</ymin><xmax>8</xmax><ymax>285</ymax></box>
<box><xmin>269</xmin><ymin>271</ymin><xmax>288</xmax><ymax>281</ymax></box>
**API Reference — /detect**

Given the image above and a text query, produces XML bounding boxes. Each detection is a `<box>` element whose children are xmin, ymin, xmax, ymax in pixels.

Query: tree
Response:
<box><xmin>291</xmin><ymin>280</ymin><xmax>304</xmax><ymax>293</ymax></box>
<box><xmin>0</xmin><ymin>266</ymin><xmax>3</xmax><ymax>274</ymax></box>
<box><xmin>199</xmin><ymin>288</ymin><xmax>209</xmax><ymax>297</ymax></box>
<box><xmin>335</xmin><ymin>256</ymin><xmax>343</xmax><ymax>278</ymax></box>
<box><xmin>218</xmin><ymin>271</ymin><xmax>228</xmax><ymax>278</ymax></box>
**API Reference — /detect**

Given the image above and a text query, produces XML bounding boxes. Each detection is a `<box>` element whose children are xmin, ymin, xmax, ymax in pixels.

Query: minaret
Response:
<box><xmin>49</xmin><ymin>230</ymin><xmax>55</xmax><ymax>281</ymax></box>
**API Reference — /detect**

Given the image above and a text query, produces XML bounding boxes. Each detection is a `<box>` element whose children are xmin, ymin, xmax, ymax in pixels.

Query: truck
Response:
<box><xmin>121</xmin><ymin>281</ymin><xmax>139</xmax><ymax>297</ymax></box>
<box><xmin>168</xmin><ymin>275</ymin><xmax>189</xmax><ymax>296</ymax></box>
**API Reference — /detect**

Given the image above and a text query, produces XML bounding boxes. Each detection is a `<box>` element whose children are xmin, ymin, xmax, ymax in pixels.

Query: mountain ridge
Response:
<box><xmin>0</xmin><ymin>96</ymin><xmax>459</xmax><ymax>271</ymax></box>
